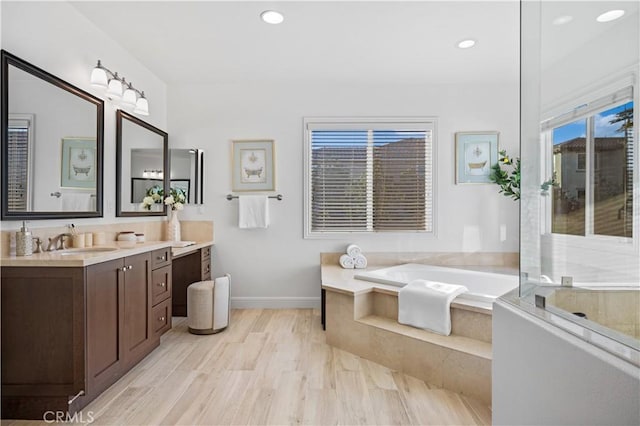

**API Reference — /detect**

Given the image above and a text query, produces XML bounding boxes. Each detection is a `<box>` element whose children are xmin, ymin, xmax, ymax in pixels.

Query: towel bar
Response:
<box><xmin>226</xmin><ymin>194</ymin><xmax>283</xmax><ymax>201</ymax></box>
<box><xmin>50</xmin><ymin>192</ymin><xmax>97</xmax><ymax>198</ymax></box>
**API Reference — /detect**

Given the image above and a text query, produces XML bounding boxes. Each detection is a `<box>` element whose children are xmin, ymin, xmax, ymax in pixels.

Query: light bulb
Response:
<box><xmin>457</xmin><ymin>39</ymin><xmax>476</xmax><ymax>49</ymax></box>
<box><xmin>106</xmin><ymin>73</ymin><xmax>123</xmax><ymax>99</ymax></box>
<box><xmin>260</xmin><ymin>10</ymin><xmax>284</xmax><ymax>24</ymax></box>
<box><xmin>90</xmin><ymin>61</ymin><xmax>108</xmax><ymax>88</ymax></box>
<box><xmin>134</xmin><ymin>92</ymin><xmax>149</xmax><ymax>116</ymax></box>
<box><xmin>596</xmin><ymin>10</ymin><xmax>625</xmax><ymax>23</ymax></box>
<box><xmin>122</xmin><ymin>82</ymin><xmax>137</xmax><ymax>107</ymax></box>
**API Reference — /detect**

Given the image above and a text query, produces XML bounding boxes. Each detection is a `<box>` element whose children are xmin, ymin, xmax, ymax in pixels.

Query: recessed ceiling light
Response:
<box><xmin>260</xmin><ymin>10</ymin><xmax>284</xmax><ymax>25</ymax></box>
<box><xmin>552</xmin><ymin>15</ymin><xmax>573</xmax><ymax>25</ymax></box>
<box><xmin>596</xmin><ymin>9</ymin><xmax>625</xmax><ymax>23</ymax></box>
<box><xmin>457</xmin><ymin>39</ymin><xmax>476</xmax><ymax>49</ymax></box>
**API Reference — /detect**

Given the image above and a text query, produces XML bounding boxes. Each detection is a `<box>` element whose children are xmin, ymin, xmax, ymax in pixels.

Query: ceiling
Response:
<box><xmin>540</xmin><ymin>1</ymin><xmax>639</xmax><ymax>69</ymax></box>
<box><xmin>70</xmin><ymin>1</ymin><xmax>520</xmax><ymax>86</ymax></box>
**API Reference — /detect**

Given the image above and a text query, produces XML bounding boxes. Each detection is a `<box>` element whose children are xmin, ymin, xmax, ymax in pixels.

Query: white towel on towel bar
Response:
<box><xmin>61</xmin><ymin>192</ymin><xmax>93</xmax><ymax>211</ymax></box>
<box><xmin>238</xmin><ymin>195</ymin><xmax>270</xmax><ymax>229</ymax></box>
<box><xmin>398</xmin><ymin>279</ymin><xmax>468</xmax><ymax>336</ymax></box>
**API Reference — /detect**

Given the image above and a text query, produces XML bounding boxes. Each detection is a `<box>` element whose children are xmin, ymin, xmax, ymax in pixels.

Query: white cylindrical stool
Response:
<box><xmin>187</xmin><ymin>274</ymin><xmax>231</xmax><ymax>335</ymax></box>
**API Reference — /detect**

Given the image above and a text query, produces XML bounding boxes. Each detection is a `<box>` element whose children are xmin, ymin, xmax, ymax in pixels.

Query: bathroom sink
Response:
<box><xmin>57</xmin><ymin>247</ymin><xmax>119</xmax><ymax>255</ymax></box>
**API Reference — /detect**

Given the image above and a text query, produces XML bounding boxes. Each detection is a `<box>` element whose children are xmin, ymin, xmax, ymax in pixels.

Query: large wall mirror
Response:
<box><xmin>170</xmin><ymin>148</ymin><xmax>204</xmax><ymax>204</ymax></box>
<box><xmin>1</xmin><ymin>50</ymin><xmax>104</xmax><ymax>220</ymax></box>
<box><xmin>116</xmin><ymin>109</ymin><xmax>168</xmax><ymax>216</ymax></box>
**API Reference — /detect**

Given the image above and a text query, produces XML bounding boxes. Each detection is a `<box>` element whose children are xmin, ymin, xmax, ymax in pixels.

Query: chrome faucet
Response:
<box><xmin>46</xmin><ymin>233</ymin><xmax>72</xmax><ymax>251</ymax></box>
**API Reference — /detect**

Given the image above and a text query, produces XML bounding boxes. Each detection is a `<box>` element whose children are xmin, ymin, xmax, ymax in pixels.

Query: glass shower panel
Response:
<box><xmin>519</xmin><ymin>0</ymin><xmax>640</xmax><ymax>352</ymax></box>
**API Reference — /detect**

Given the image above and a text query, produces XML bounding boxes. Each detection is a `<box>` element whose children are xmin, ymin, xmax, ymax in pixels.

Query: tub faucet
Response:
<box><xmin>46</xmin><ymin>233</ymin><xmax>72</xmax><ymax>251</ymax></box>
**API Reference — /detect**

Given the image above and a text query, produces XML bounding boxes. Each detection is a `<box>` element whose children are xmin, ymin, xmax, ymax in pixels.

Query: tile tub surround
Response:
<box><xmin>320</xmin><ymin>253</ymin><xmax>518</xmax><ymax>405</ymax></box>
<box><xmin>547</xmin><ymin>288</ymin><xmax>640</xmax><ymax>340</ymax></box>
<box><xmin>0</xmin><ymin>220</ymin><xmax>214</xmax><ymax>257</ymax></box>
<box><xmin>320</xmin><ymin>251</ymin><xmax>519</xmax><ymax>269</ymax></box>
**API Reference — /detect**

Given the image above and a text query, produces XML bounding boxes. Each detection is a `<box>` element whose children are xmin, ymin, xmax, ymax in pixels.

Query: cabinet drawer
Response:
<box><xmin>152</xmin><ymin>299</ymin><xmax>172</xmax><ymax>336</ymax></box>
<box><xmin>201</xmin><ymin>260</ymin><xmax>211</xmax><ymax>278</ymax></box>
<box><xmin>151</xmin><ymin>248</ymin><xmax>171</xmax><ymax>269</ymax></box>
<box><xmin>152</xmin><ymin>265</ymin><xmax>172</xmax><ymax>305</ymax></box>
<box><xmin>201</xmin><ymin>246</ymin><xmax>211</xmax><ymax>262</ymax></box>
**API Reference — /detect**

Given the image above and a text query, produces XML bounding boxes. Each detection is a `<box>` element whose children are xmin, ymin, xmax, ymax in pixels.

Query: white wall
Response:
<box><xmin>169</xmin><ymin>81</ymin><xmax>519</xmax><ymax>306</ymax></box>
<box><xmin>493</xmin><ymin>300</ymin><xmax>640</xmax><ymax>426</ymax></box>
<box><xmin>1</xmin><ymin>1</ymin><xmax>168</xmax><ymax>229</ymax></box>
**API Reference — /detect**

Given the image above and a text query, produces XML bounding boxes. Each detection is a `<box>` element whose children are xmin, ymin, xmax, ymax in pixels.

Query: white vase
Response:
<box><xmin>166</xmin><ymin>210</ymin><xmax>181</xmax><ymax>242</ymax></box>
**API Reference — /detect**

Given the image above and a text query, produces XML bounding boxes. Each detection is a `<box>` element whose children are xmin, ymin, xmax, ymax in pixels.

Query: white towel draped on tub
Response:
<box><xmin>238</xmin><ymin>195</ymin><xmax>270</xmax><ymax>229</ymax></box>
<box><xmin>398</xmin><ymin>279</ymin><xmax>468</xmax><ymax>336</ymax></box>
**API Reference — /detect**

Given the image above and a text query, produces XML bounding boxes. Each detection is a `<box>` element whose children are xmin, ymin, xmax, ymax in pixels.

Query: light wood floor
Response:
<box><xmin>3</xmin><ymin>309</ymin><xmax>491</xmax><ymax>425</ymax></box>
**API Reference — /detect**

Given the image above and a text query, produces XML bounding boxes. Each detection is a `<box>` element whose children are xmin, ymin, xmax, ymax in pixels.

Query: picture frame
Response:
<box><xmin>61</xmin><ymin>137</ymin><xmax>97</xmax><ymax>189</ymax></box>
<box><xmin>232</xmin><ymin>139</ymin><xmax>275</xmax><ymax>191</ymax></box>
<box><xmin>131</xmin><ymin>178</ymin><xmax>162</xmax><ymax>203</ymax></box>
<box><xmin>455</xmin><ymin>131</ymin><xmax>499</xmax><ymax>184</ymax></box>
<box><xmin>170</xmin><ymin>179</ymin><xmax>191</xmax><ymax>202</ymax></box>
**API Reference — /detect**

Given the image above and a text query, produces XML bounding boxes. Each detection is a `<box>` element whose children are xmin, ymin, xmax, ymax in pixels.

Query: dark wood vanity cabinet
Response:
<box><xmin>171</xmin><ymin>245</ymin><xmax>211</xmax><ymax>316</ymax></box>
<box><xmin>1</xmin><ymin>247</ymin><xmax>172</xmax><ymax>420</ymax></box>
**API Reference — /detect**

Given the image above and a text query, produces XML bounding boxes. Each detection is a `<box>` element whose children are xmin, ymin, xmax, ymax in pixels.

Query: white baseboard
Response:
<box><xmin>231</xmin><ymin>297</ymin><xmax>321</xmax><ymax>309</ymax></box>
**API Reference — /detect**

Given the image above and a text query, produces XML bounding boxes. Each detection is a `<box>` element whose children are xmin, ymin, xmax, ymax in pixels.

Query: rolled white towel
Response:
<box><xmin>346</xmin><ymin>244</ymin><xmax>362</xmax><ymax>258</ymax></box>
<box><xmin>353</xmin><ymin>254</ymin><xmax>367</xmax><ymax>269</ymax></box>
<box><xmin>339</xmin><ymin>254</ymin><xmax>355</xmax><ymax>269</ymax></box>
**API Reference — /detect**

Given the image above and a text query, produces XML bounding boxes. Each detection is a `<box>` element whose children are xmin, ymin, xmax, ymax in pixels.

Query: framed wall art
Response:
<box><xmin>232</xmin><ymin>139</ymin><xmax>275</xmax><ymax>191</ymax></box>
<box><xmin>455</xmin><ymin>131</ymin><xmax>499</xmax><ymax>184</ymax></box>
<box><xmin>61</xmin><ymin>137</ymin><xmax>96</xmax><ymax>189</ymax></box>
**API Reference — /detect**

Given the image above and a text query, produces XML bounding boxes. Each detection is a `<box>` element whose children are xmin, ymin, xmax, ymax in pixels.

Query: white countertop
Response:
<box><xmin>1</xmin><ymin>241</ymin><xmax>173</xmax><ymax>267</ymax></box>
<box><xmin>171</xmin><ymin>241</ymin><xmax>213</xmax><ymax>259</ymax></box>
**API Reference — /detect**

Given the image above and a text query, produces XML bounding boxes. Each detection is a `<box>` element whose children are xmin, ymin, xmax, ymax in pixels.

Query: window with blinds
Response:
<box><xmin>7</xmin><ymin>116</ymin><xmax>33</xmax><ymax>211</ymax></box>
<box><xmin>305</xmin><ymin>119</ymin><xmax>434</xmax><ymax>236</ymax></box>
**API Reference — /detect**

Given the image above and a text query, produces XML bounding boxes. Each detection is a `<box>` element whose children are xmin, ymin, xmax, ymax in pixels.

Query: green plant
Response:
<box><xmin>490</xmin><ymin>150</ymin><xmax>521</xmax><ymax>200</ymax></box>
<box><xmin>489</xmin><ymin>150</ymin><xmax>557</xmax><ymax>201</ymax></box>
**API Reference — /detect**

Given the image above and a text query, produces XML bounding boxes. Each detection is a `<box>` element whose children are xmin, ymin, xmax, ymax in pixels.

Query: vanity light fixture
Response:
<box><xmin>260</xmin><ymin>10</ymin><xmax>284</xmax><ymax>24</ymax></box>
<box><xmin>142</xmin><ymin>169</ymin><xmax>163</xmax><ymax>179</ymax></box>
<box><xmin>90</xmin><ymin>60</ymin><xmax>149</xmax><ymax>116</ymax></box>
<box><xmin>457</xmin><ymin>39</ymin><xmax>476</xmax><ymax>49</ymax></box>
<box><xmin>596</xmin><ymin>9</ymin><xmax>625</xmax><ymax>22</ymax></box>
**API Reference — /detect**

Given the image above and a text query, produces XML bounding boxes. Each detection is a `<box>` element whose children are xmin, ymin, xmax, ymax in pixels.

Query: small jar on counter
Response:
<box><xmin>117</xmin><ymin>231</ymin><xmax>137</xmax><ymax>242</ymax></box>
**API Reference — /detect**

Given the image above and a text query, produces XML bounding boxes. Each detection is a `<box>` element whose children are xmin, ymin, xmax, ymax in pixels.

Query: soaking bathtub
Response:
<box><xmin>354</xmin><ymin>263</ymin><xmax>518</xmax><ymax>305</ymax></box>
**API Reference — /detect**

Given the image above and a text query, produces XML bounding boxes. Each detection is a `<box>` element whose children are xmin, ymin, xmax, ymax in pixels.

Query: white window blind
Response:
<box><xmin>7</xmin><ymin>117</ymin><xmax>33</xmax><ymax>211</ymax></box>
<box><xmin>305</xmin><ymin>119</ymin><xmax>434</xmax><ymax>235</ymax></box>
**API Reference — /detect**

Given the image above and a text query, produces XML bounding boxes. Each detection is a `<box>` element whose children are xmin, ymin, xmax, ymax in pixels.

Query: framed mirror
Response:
<box><xmin>1</xmin><ymin>50</ymin><xmax>104</xmax><ymax>220</ymax></box>
<box><xmin>116</xmin><ymin>109</ymin><xmax>168</xmax><ymax>216</ymax></box>
<box><xmin>170</xmin><ymin>148</ymin><xmax>204</xmax><ymax>204</ymax></box>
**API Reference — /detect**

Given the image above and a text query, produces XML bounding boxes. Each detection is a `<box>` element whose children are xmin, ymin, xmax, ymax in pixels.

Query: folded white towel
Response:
<box><xmin>346</xmin><ymin>244</ymin><xmax>361</xmax><ymax>258</ymax></box>
<box><xmin>398</xmin><ymin>279</ymin><xmax>468</xmax><ymax>336</ymax></box>
<box><xmin>61</xmin><ymin>192</ymin><xmax>93</xmax><ymax>211</ymax></box>
<box><xmin>238</xmin><ymin>195</ymin><xmax>270</xmax><ymax>229</ymax></box>
<box><xmin>339</xmin><ymin>254</ymin><xmax>355</xmax><ymax>269</ymax></box>
<box><xmin>353</xmin><ymin>254</ymin><xmax>367</xmax><ymax>269</ymax></box>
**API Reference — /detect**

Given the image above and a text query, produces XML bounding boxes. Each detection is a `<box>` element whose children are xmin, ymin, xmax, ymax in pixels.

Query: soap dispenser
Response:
<box><xmin>16</xmin><ymin>221</ymin><xmax>33</xmax><ymax>256</ymax></box>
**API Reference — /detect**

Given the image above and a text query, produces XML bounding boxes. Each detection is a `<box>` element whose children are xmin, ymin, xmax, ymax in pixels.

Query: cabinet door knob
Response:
<box><xmin>121</xmin><ymin>266</ymin><xmax>127</xmax><ymax>272</ymax></box>
<box><xmin>157</xmin><ymin>282</ymin><xmax>166</xmax><ymax>287</ymax></box>
<box><xmin>157</xmin><ymin>255</ymin><xmax>165</xmax><ymax>261</ymax></box>
<box><xmin>127</xmin><ymin>265</ymin><xmax>133</xmax><ymax>270</ymax></box>
<box><xmin>159</xmin><ymin>316</ymin><xmax>165</xmax><ymax>322</ymax></box>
